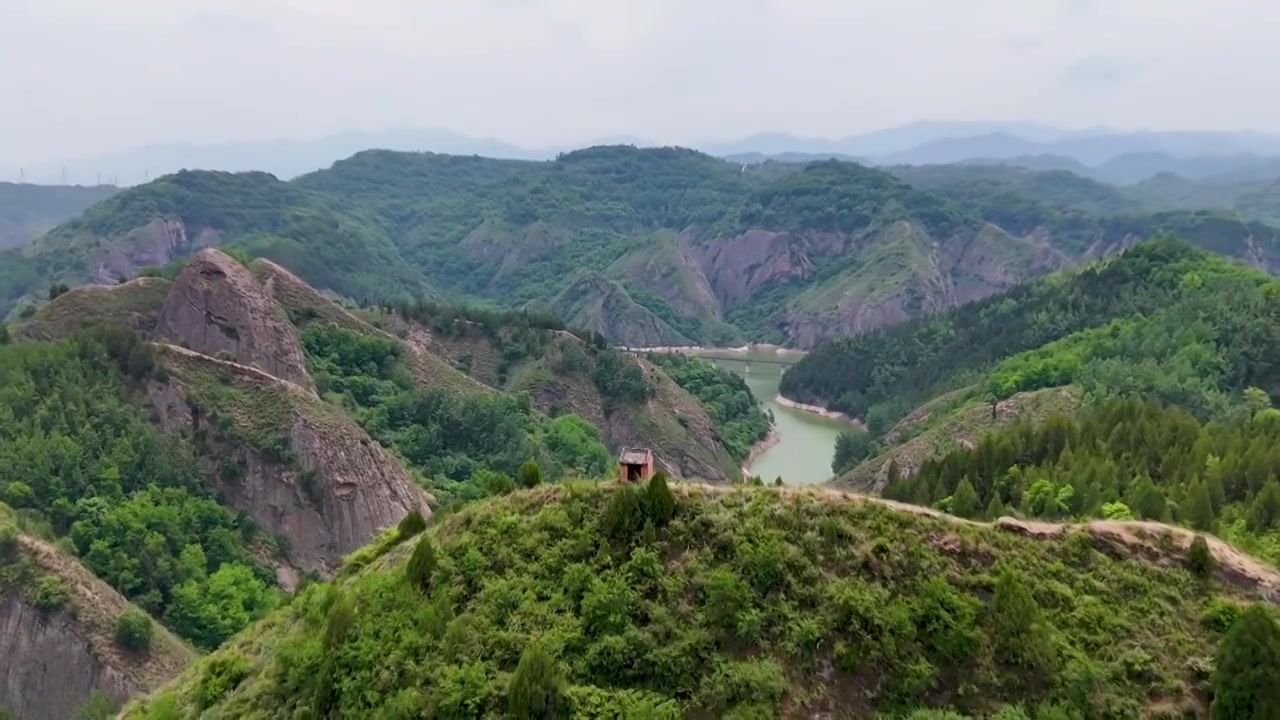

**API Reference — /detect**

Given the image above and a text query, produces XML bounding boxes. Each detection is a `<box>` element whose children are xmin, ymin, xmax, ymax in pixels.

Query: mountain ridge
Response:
<box><xmin>122</xmin><ymin>481</ymin><xmax>1279</xmax><ymax>719</ymax></box>
<box><xmin>8</xmin><ymin>146</ymin><xmax>1280</xmax><ymax>352</ymax></box>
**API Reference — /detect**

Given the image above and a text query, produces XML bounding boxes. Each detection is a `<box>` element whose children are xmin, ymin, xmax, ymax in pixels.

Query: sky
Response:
<box><xmin>3</xmin><ymin>0</ymin><xmax>1280</xmax><ymax>168</ymax></box>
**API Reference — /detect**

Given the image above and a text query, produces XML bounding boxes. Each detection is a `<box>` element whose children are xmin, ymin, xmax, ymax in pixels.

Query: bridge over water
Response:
<box><xmin>619</xmin><ymin>348</ymin><xmax>797</xmax><ymax>375</ymax></box>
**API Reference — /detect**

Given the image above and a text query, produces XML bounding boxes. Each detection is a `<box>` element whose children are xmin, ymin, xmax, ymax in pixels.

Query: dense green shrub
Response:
<box><xmin>28</xmin><ymin>575</ymin><xmax>69</xmax><ymax>611</ymax></box>
<box><xmin>323</xmin><ymin>593</ymin><xmax>356</xmax><ymax>650</ymax></box>
<box><xmin>113</xmin><ymin>608</ymin><xmax>154</xmax><ymax>652</ymax></box>
<box><xmin>603</xmin><ymin>485</ymin><xmax>648</xmax><ymax>542</ymax></box>
<box><xmin>508</xmin><ymin>644</ymin><xmax>568</xmax><ymax>720</ymax></box>
<box><xmin>518</xmin><ymin>461</ymin><xmax>543</xmax><ymax>489</ymax></box>
<box><xmin>396</xmin><ymin>510</ymin><xmax>427</xmax><ymax>541</ymax></box>
<box><xmin>1187</xmin><ymin>535</ymin><xmax>1215</xmax><ymax>579</ymax></box>
<box><xmin>74</xmin><ymin>690</ymin><xmax>117</xmax><ymax>720</ymax></box>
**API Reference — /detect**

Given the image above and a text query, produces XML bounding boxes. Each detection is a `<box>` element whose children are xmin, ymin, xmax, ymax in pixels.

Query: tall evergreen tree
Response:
<box><xmin>1187</xmin><ymin>482</ymin><xmax>1217</xmax><ymax>532</ymax></box>
<box><xmin>1211</xmin><ymin>605</ymin><xmax>1280</xmax><ymax>718</ymax></box>
<box><xmin>983</xmin><ymin>494</ymin><xmax>1006</xmax><ymax>521</ymax></box>
<box><xmin>1248</xmin><ymin>479</ymin><xmax>1280</xmax><ymax>533</ymax></box>
<box><xmin>991</xmin><ymin>566</ymin><xmax>1056</xmax><ymax>673</ymax></box>
<box><xmin>951</xmin><ymin>477</ymin><xmax>979</xmax><ymax>519</ymax></box>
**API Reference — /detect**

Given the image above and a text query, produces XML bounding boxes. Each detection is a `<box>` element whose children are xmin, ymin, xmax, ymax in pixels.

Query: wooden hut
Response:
<box><xmin>618</xmin><ymin>448</ymin><xmax>655</xmax><ymax>482</ymax></box>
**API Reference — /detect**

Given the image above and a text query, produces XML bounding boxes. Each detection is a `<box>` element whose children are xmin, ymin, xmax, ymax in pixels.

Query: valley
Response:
<box><xmin>639</xmin><ymin>345</ymin><xmax>853</xmax><ymax>485</ymax></box>
<box><xmin>7</xmin><ymin>142</ymin><xmax>1280</xmax><ymax>718</ymax></box>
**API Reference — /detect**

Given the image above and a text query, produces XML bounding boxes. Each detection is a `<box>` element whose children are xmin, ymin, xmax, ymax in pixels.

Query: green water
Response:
<box><xmin>693</xmin><ymin>349</ymin><xmax>850</xmax><ymax>486</ymax></box>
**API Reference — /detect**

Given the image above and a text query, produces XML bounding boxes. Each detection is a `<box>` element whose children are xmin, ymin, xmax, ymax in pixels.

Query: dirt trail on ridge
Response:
<box><xmin>678</xmin><ymin>482</ymin><xmax>1280</xmax><ymax>604</ymax></box>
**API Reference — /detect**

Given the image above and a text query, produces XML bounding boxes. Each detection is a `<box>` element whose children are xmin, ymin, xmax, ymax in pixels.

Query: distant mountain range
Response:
<box><xmin>9</xmin><ymin>145</ymin><xmax>1280</xmax><ymax>352</ymax></box>
<box><xmin>23</xmin><ymin>122</ymin><xmax>1280</xmax><ymax>187</ymax></box>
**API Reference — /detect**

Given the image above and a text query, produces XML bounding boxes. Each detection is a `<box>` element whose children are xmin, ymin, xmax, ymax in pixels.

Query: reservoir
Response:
<box><xmin>691</xmin><ymin>348</ymin><xmax>852</xmax><ymax>486</ymax></box>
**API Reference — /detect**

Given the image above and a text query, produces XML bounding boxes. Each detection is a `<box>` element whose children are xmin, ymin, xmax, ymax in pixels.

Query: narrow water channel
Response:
<box><xmin>691</xmin><ymin>349</ymin><xmax>851</xmax><ymax>486</ymax></box>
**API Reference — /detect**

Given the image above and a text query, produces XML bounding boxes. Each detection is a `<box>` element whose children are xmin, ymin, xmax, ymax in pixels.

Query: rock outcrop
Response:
<box><xmin>697</xmin><ymin>229</ymin><xmax>842</xmax><ymax>310</ymax></box>
<box><xmin>149</xmin><ymin>346</ymin><xmax>430</xmax><ymax>573</ymax></box>
<box><xmin>18</xmin><ymin>277</ymin><xmax>171</xmax><ymax>341</ymax></box>
<box><xmin>157</xmin><ymin>248</ymin><xmax>314</xmax><ymax>390</ymax></box>
<box><xmin>88</xmin><ymin>218</ymin><xmax>220</xmax><ymax>284</ymax></box>
<box><xmin>0</xmin><ymin>536</ymin><xmax>194</xmax><ymax>720</ymax></box>
<box><xmin>768</xmin><ymin>223</ymin><xmax>1071</xmax><ymax>348</ymax></box>
<box><xmin>551</xmin><ymin>271</ymin><xmax>689</xmax><ymax>348</ymax></box>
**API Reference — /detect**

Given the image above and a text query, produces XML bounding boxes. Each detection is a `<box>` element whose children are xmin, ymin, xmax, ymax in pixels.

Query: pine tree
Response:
<box><xmin>646</xmin><ymin>471</ymin><xmax>676</xmax><ymax>527</ymax></box>
<box><xmin>1187</xmin><ymin>482</ymin><xmax>1216</xmax><ymax>532</ymax></box>
<box><xmin>951</xmin><ymin>477</ymin><xmax>979</xmax><ymax>519</ymax></box>
<box><xmin>1207</xmin><ymin>474</ymin><xmax>1227</xmax><ymax>515</ymax></box>
<box><xmin>1248</xmin><ymin>479</ymin><xmax>1280</xmax><ymax>533</ymax></box>
<box><xmin>1127</xmin><ymin>475</ymin><xmax>1167</xmax><ymax>521</ymax></box>
<box><xmin>983</xmin><ymin>494</ymin><xmax>1006</xmax><ymax>521</ymax></box>
<box><xmin>406</xmin><ymin>535</ymin><xmax>438</xmax><ymax>592</ymax></box>
<box><xmin>1244</xmin><ymin>386</ymin><xmax>1272</xmax><ymax>418</ymax></box>
<box><xmin>1186</xmin><ymin>535</ymin><xmax>1215</xmax><ymax>580</ymax></box>
<box><xmin>991</xmin><ymin>565</ymin><xmax>1056</xmax><ymax>673</ymax></box>
<box><xmin>1211</xmin><ymin>605</ymin><xmax>1280</xmax><ymax>718</ymax></box>
<box><xmin>507</xmin><ymin>644</ymin><xmax>568</xmax><ymax>719</ymax></box>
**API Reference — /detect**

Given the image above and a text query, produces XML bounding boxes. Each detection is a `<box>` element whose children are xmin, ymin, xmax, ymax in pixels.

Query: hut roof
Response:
<box><xmin>618</xmin><ymin>448</ymin><xmax>652</xmax><ymax>465</ymax></box>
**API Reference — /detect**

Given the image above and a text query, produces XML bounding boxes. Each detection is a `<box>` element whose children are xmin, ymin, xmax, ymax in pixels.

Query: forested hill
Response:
<box><xmin>0</xmin><ymin>246</ymin><xmax>753</xmax><ymax>717</ymax></box>
<box><xmin>124</xmin><ymin>482</ymin><xmax>1280</xmax><ymax>719</ymax></box>
<box><xmin>781</xmin><ymin>236</ymin><xmax>1280</xmax><ymax>433</ymax></box>
<box><xmin>7</xmin><ymin>146</ymin><xmax>1280</xmax><ymax>348</ymax></box>
<box><xmin>0</xmin><ymin>181</ymin><xmax>118</xmax><ymax>250</ymax></box>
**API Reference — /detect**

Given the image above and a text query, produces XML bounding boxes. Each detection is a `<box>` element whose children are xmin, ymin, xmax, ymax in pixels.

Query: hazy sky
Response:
<box><xmin>3</xmin><ymin>0</ymin><xmax>1279</xmax><ymax>166</ymax></box>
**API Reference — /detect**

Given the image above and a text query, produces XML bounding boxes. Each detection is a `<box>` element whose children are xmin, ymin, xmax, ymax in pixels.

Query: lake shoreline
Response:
<box><xmin>741</xmin><ymin>425</ymin><xmax>780</xmax><ymax>477</ymax></box>
<box><xmin>774</xmin><ymin>394</ymin><xmax>867</xmax><ymax>430</ymax></box>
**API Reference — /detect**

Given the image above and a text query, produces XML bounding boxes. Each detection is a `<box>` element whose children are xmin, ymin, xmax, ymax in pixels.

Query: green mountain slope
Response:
<box><xmin>123</xmin><ymin>482</ymin><xmax>1279</xmax><ymax>719</ymax></box>
<box><xmin>8</xmin><ymin>148</ymin><xmax>1280</xmax><ymax>347</ymax></box>
<box><xmin>883</xmin><ymin>395</ymin><xmax>1280</xmax><ymax>566</ymax></box>
<box><xmin>887</xmin><ymin>164</ymin><xmax>1144</xmax><ymax>216</ymax></box>
<box><xmin>1127</xmin><ymin>174</ymin><xmax>1280</xmax><ymax>226</ymax></box>
<box><xmin>0</xmin><ymin>330</ymin><xmax>286</xmax><ymax>653</ymax></box>
<box><xmin>0</xmin><ymin>244</ymin><xmax>752</xmax><ymax>717</ymax></box>
<box><xmin>781</xmin><ymin>237</ymin><xmax>1278</xmax><ymax>432</ymax></box>
<box><xmin>0</xmin><ymin>170</ymin><xmax>430</xmax><ymax>319</ymax></box>
<box><xmin>1</xmin><ymin>516</ymin><xmax>197</xmax><ymax>720</ymax></box>
<box><xmin>0</xmin><ymin>182</ymin><xmax>119</xmax><ymax>250</ymax></box>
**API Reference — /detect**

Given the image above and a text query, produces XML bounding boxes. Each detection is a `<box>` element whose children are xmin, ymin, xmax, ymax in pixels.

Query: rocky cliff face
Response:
<box><xmin>609</xmin><ymin>232</ymin><xmax>724</xmax><ymax>319</ymax></box>
<box><xmin>149</xmin><ymin>346</ymin><xmax>430</xmax><ymax>574</ymax></box>
<box><xmin>88</xmin><ymin>218</ymin><xmax>220</xmax><ymax>284</ymax></box>
<box><xmin>0</xmin><ymin>595</ymin><xmax>131</xmax><ymax>720</ymax></box>
<box><xmin>551</xmin><ymin>271</ymin><xmax>689</xmax><ymax>348</ymax></box>
<box><xmin>696</xmin><ymin>222</ymin><xmax>1071</xmax><ymax>348</ymax></box>
<box><xmin>697</xmin><ymin>229</ymin><xmax>843</xmax><ymax>310</ymax></box>
<box><xmin>157</xmin><ymin>249</ymin><xmax>314</xmax><ymax>390</ymax></box>
<box><xmin>0</xmin><ymin>537</ymin><xmax>194</xmax><ymax>720</ymax></box>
